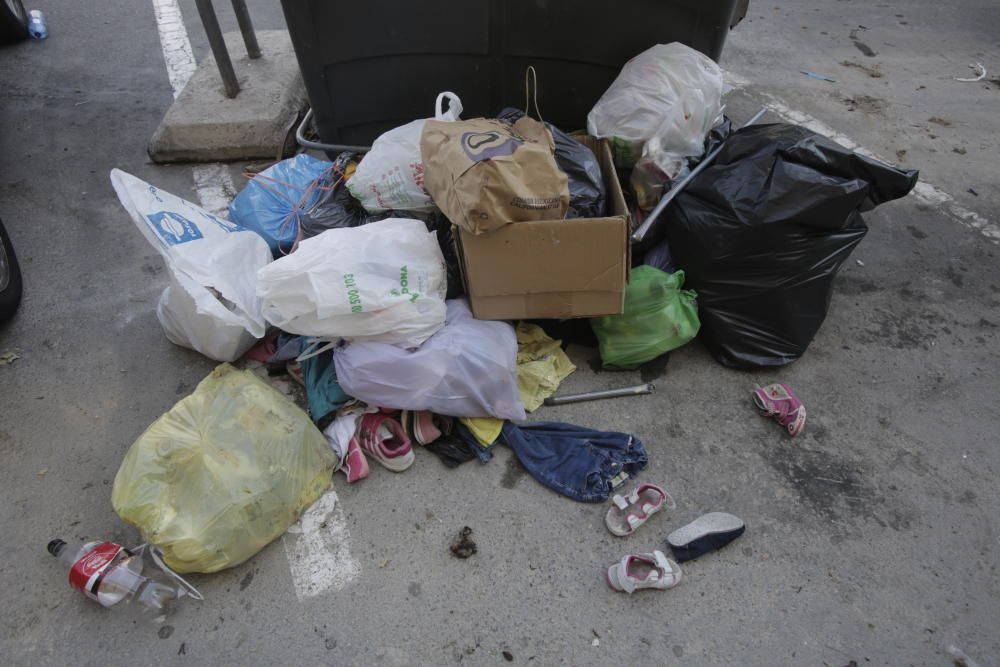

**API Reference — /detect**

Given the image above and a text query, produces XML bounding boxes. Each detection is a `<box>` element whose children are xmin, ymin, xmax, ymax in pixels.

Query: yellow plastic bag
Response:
<box><xmin>515</xmin><ymin>323</ymin><xmax>576</xmax><ymax>411</ymax></box>
<box><xmin>112</xmin><ymin>364</ymin><xmax>337</xmax><ymax>573</ymax></box>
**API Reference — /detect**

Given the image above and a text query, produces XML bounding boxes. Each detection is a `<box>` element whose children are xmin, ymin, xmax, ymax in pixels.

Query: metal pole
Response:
<box><xmin>194</xmin><ymin>0</ymin><xmax>240</xmax><ymax>99</ymax></box>
<box><xmin>631</xmin><ymin>106</ymin><xmax>768</xmax><ymax>243</ymax></box>
<box><xmin>543</xmin><ymin>383</ymin><xmax>655</xmax><ymax>406</ymax></box>
<box><xmin>230</xmin><ymin>0</ymin><xmax>261</xmax><ymax>59</ymax></box>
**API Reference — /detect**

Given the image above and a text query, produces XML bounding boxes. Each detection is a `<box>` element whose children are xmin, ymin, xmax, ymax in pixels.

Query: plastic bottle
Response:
<box><xmin>27</xmin><ymin>10</ymin><xmax>47</xmax><ymax>40</ymax></box>
<box><xmin>47</xmin><ymin>538</ymin><xmax>185</xmax><ymax>613</ymax></box>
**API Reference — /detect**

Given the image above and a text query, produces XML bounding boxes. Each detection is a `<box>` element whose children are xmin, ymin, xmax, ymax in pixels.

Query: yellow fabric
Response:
<box><xmin>111</xmin><ymin>364</ymin><xmax>336</xmax><ymax>573</ymax></box>
<box><xmin>342</xmin><ymin>160</ymin><xmax>357</xmax><ymax>181</ymax></box>
<box><xmin>459</xmin><ymin>417</ymin><xmax>504</xmax><ymax>446</ymax></box>
<box><xmin>516</xmin><ymin>322</ymin><xmax>576</xmax><ymax>412</ymax></box>
<box><xmin>457</xmin><ymin>325</ymin><xmax>575</xmax><ymax>445</ymax></box>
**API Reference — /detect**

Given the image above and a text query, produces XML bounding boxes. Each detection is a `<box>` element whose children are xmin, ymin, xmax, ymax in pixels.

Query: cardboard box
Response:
<box><xmin>455</xmin><ymin>135</ymin><xmax>631</xmax><ymax>320</ymax></box>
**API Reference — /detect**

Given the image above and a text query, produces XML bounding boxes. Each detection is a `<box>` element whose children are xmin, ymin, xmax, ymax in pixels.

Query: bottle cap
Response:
<box><xmin>47</xmin><ymin>539</ymin><xmax>66</xmax><ymax>557</ymax></box>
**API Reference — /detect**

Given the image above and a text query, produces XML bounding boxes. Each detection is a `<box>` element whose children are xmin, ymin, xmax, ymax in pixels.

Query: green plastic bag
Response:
<box><xmin>112</xmin><ymin>364</ymin><xmax>337</xmax><ymax>573</ymax></box>
<box><xmin>591</xmin><ymin>266</ymin><xmax>700</xmax><ymax>370</ymax></box>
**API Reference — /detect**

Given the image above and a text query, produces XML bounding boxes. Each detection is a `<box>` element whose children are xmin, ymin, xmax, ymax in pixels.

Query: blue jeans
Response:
<box><xmin>499</xmin><ymin>422</ymin><xmax>648</xmax><ymax>502</ymax></box>
<box><xmin>454</xmin><ymin>421</ymin><xmax>495</xmax><ymax>464</ymax></box>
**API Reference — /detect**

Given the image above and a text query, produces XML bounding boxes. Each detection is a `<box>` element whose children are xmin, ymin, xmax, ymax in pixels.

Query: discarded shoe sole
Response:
<box><xmin>666</xmin><ymin>512</ymin><xmax>745</xmax><ymax>562</ymax></box>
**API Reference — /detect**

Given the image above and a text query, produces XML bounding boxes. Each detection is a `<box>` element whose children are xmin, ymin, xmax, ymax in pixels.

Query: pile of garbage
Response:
<box><xmin>53</xmin><ymin>43</ymin><xmax>918</xmax><ymax>611</ymax></box>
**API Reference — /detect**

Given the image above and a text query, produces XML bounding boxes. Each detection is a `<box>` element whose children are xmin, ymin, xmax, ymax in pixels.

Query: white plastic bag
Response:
<box><xmin>111</xmin><ymin>169</ymin><xmax>271</xmax><ymax>361</ymax></box>
<box><xmin>256</xmin><ymin>218</ymin><xmax>447</xmax><ymax>347</ymax></box>
<box><xmin>587</xmin><ymin>43</ymin><xmax>723</xmax><ymax>173</ymax></box>
<box><xmin>334</xmin><ymin>299</ymin><xmax>526</xmax><ymax>420</ymax></box>
<box><xmin>347</xmin><ymin>92</ymin><xmax>462</xmax><ymax>213</ymax></box>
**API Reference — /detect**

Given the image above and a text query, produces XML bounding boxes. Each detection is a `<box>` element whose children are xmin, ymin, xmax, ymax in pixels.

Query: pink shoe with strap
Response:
<box><xmin>356</xmin><ymin>413</ymin><xmax>414</xmax><ymax>472</ymax></box>
<box><xmin>752</xmin><ymin>383</ymin><xmax>806</xmax><ymax>437</ymax></box>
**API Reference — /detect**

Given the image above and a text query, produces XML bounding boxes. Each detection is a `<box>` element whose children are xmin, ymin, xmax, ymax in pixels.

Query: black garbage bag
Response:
<box><xmin>666</xmin><ymin>123</ymin><xmax>918</xmax><ymax>368</ymax></box>
<box><xmin>497</xmin><ymin>107</ymin><xmax>606</xmax><ymax>218</ymax></box>
<box><xmin>633</xmin><ymin>116</ymin><xmax>734</xmax><ymax>260</ymax></box>
<box><xmin>641</xmin><ymin>236</ymin><xmax>677</xmax><ymax>273</ymax></box>
<box><xmin>699</xmin><ymin>116</ymin><xmax>733</xmax><ymax>161</ymax></box>
<box><xmin>422</xmin><ymin>209</ymin><xmax>466</xmax><ymax>300</ymax></box>
<box><xmin>299</xmin><ymin>152</ymin><xmax>371</xmax><ymax>239</ymax></box>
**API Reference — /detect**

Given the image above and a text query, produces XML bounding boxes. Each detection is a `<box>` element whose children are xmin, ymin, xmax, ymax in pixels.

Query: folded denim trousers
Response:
<box><xmin>499</xmin><ymin>422</ymin><xmax>648</xmax><ymax>502</ymax></box>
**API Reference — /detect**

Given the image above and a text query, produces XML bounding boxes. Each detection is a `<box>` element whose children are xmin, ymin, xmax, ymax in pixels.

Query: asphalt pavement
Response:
<box><xmin>0</xmin><ymin>1</ymin><xmax>997</xmax><ymax>666</ymax></box>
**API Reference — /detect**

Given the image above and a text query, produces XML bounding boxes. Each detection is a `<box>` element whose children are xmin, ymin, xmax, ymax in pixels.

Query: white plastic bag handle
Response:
<box><xmin>523</xmin><ymin>66</ymin><xmax>544</xmax><ymax>123</ymax></box>
<box><xmin>296</xmin><ymin>338</ymin><xmax>337</xmax><ymax>362</ymax></box>
<box><xmin>146</xmin><ymin>544</ymin><xmax>206</xmax><ymax>601</ymax></box>
<box><xmin>435</xmin><ymin>92</ymin><xmax>463</xmax><ymax>121</ymax></box>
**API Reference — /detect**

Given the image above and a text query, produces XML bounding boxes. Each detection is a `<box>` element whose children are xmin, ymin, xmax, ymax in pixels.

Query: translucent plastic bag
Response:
<box><xmin>590</xmin><ymin>266</ymin><xmax>700</xmax><ymax>370</ymax></box>
<box><xmin>587</xmin><ymin>43</ymin><xmax>723</xmax><ymax>171</ymax></box>
<box><xmin>347</xmin><ymin>92</ymin><xmax>462</xmax><ymax>213</ymax></box>
<box><xmin>228</xmin><ymin>154</ymin><xmax>334</xmax><ymax>256</ymax></box>
<box><xmin>110</xmin><ymin>169</ymin><xmax>271</xmax><ymax>362</ymax></box>
<box><xmin>256</xmin><ymin>218</ymin><xmax>447</xmax><ymax>348</ymax></box>
<box><xmin>334</xmin><ymin>299</ymin><xmax>526</xmax><ymax>420</ymax></box>
<box><xmin>111</xmin><ymin>364</ymin><xmax>337</xmax><ymax>573</ymax></box>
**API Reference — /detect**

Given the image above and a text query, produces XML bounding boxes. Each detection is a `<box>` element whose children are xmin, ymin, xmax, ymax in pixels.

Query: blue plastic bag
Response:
<box><xmin>229</xmin><ymin>155</ymin><xmax>333</xmax><ymax>257</ymax></box>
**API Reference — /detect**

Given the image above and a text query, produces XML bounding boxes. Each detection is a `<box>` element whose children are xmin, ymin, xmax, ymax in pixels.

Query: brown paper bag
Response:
<box><xmin>420</xmin><ymin>115</ymin><xmax>569</xmax><ymax>235</ymax></box>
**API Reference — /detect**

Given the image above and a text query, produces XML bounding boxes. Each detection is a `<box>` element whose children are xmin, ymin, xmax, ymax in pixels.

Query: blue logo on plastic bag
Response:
<box><xmin>146</xmin><ymin>211</ymin><xmax>203</xmax><ymax>246</ymax></box>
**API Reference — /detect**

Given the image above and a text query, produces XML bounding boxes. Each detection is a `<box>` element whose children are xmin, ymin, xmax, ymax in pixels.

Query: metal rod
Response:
<box><xmin>295</xmin><ymin>108</ymin><xmax>373</xmax><ymax>154</ymax></box>
<box><xmin>230</xmin><ymin>0</ymin><xmax>261</xmax><ymax>59</ymax></box>
<box><xmin>543</xmin><ymin>383</ymin><xmax>655</xmax><ymax>406</ymax></box>
<box><xmin>631</xmin><ymin>106</ymin><xmax>768</xmax><ymax>243</ymax></box>
<box><xmin>195</xmin><ymin>0</ymin><xmax>240</xmax><ymax>98</ymax></box>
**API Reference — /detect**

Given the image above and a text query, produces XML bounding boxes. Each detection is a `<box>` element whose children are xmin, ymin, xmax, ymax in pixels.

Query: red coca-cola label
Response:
<box><xmin>69</xmin><ymin>541</ymin><xmax>124</xmax><ymax>600</ymax></box>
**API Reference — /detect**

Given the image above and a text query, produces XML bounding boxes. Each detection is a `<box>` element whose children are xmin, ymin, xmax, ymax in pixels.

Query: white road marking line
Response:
<box><xmin>151</xmin><ymin>0</ymin><xmax>196</xmax><ymax>98</ymax></box>
<box><xmin>282</xmin><ymin>489</ymin><xmax>361</xmax><ymax>600</ymax></box>
<box><xmin>150</xmin><ymin>0</ymin><xmax>360</xmax><ymax>596</ymax></box>
<box><xmin>726</xmin><ymin>78</ymin><xmax>999</xmax><ymax>244</ymax></box>
<box><xmin>191</xmin><ymin>162</ymin><xmax>238</xmax><ymax>218</ymax></box>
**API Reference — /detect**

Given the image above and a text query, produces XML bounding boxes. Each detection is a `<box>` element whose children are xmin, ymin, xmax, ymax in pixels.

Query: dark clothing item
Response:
<box><xmin>498</xmin><ymin>422</ymin><xmax>647</xmax><ymax>502</ymax></box>
<box><xmin>424</xmin><ymin>435</ymin><xmax>479</xmax><ymax>469</ymax></box>
<box><xmin>271</xmin><ymin>333</ymin><xmax>304</xmax><ymax>362</ymax></box>
<box><xmin>454</xmin><ymin>422</ymin><xmax>495</xmax><ymax>464</ymax></box>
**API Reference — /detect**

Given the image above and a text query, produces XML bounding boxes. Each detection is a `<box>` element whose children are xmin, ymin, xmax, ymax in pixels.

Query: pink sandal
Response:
<box><xmin>605</xmin><ymin>483</ymin><xmax>675</xmax><ymax>536</ymax></box>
